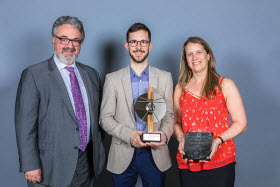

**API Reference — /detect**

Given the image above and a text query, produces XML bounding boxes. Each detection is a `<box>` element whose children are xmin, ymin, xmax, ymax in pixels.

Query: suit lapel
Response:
<box><xmin>122</xmin><ymin>66</ymin><xmax>136</xmax><ymax>124</ymax></box>
<box><xmin>149</xmin><ymin>66</ymin><xmax>158</xmax><ymax>89</ymax></box>
<box><xmin>48</xmin><ymin>58</ymin><xmax>78</xmax><ymax>125</ymax></box>
<box><xmin>149</xmin><ymin>66</ymin><xmax>161</xmax><ymax>128</ymax></box>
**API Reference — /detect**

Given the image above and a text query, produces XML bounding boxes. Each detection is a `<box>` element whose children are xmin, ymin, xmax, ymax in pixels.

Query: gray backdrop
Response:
<box><xmin>1</xmin><ymin>0</ymin><xmax>279</xmax><ymax>186</ymax></box>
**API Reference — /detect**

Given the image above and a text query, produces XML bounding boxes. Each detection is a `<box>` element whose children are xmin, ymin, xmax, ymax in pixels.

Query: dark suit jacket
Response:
<box><xmin>15</xmin><ymin>57</ymin><xmax>105</xmax><ymax>187</ymax></box>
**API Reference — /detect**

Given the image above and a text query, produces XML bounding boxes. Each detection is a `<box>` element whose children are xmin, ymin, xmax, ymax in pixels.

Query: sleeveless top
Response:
<box><xmin>177</xmin><ymin>77</ymin><xmax>236</xmax><ymax>171</ymax></box>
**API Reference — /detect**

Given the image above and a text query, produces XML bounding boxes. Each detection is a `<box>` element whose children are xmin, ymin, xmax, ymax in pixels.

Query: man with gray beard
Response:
<box><xmin>15</xmin><ymin>16</ymin><xmax>105</xmax><ymax>187</ymax></box>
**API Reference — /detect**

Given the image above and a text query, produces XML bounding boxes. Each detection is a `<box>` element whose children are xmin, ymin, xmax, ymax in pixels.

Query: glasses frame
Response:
<box><xmin>127</xmin><ymin>40</ymin><xmax>150</xmax><ymax>47</ymax></box>
<box><xmin>55</xmin><ymin>36</ymin><xmax>82</xmax><ymax>47</ymax></box>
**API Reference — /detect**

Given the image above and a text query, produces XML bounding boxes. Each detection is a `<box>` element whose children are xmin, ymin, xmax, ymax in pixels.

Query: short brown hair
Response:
<box><xmin>126</xmin><ymin>23</ymin><xmax>151</xmax><ymax>42</ymax></box>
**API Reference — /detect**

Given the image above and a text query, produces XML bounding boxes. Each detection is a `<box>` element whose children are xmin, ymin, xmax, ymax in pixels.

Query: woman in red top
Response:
<box><xmin>173</xmin><ymin>37</ymin><xmax>247</xmax><ymax>187</ymax></box>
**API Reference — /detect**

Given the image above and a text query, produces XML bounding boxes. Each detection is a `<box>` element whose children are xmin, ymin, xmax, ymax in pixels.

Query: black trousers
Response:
<box><xmin>179</xmin><ymin>162</ymin><xmax>235</xmax><ymax>187</ymax></box>
<box><xmin>68</xmin><ymin>147</ymin><xmax>94</xmax><ymax>187</ymax></box>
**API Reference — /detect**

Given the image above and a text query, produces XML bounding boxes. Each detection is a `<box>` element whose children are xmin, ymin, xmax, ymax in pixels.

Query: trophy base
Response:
<box><xmin>141</xmin><ymin>133</ymin><xmax>161</xmax><ymax>142</ymax></box>
<box><xmin>183</xmin><ymin>154</ymin><xmax>211</xmax><ymax>161</ymax></box>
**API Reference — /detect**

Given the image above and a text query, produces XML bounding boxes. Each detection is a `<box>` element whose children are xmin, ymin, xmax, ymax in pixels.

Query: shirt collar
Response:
<box><xmin>130</xmin><ymin>65</ymin><xmax>149</xmax><ymax>79</ymax></box>
<box><xmin>53</xmin><ymin>53</ymin><xmax>77</xmax><ymax>70</ymax></box>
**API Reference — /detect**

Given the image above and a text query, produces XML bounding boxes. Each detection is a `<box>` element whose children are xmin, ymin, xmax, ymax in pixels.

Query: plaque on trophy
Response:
<box><xmin>183</xmin><ymin>132</ymin><xmax>213</xmax><ymax>161</ymax></box>
<box><xmin>134</xmin><ymin>87</ymin><xmax>166</xmax><ymax>142</ymax></box>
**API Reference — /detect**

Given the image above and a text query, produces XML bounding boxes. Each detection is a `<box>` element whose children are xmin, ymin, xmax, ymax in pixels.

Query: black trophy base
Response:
<box><xmin>183</xmin><ymin>132</ymin><xmax>213</xmax><ymax>161</ymax></box>
<box><xmin>141</xmin><ymin>133</ymin><xmax>161</xmax><ymax>142</ymax></box>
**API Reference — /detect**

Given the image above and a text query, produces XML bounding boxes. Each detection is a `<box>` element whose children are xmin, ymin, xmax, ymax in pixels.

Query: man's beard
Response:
<box><xmin>129</xmin><ymin>49</ymin><xmax>149</xmax><ymax>64</ymax></box>
<box><xmin>56</xmin><ymin>47</ymin><xmax>79</xmax><ymax>65</ymax></box>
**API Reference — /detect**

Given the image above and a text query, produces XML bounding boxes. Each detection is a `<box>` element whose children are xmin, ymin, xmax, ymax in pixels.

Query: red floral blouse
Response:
<box><xmin>177</xmin><ymin>78</ymin><xmax>236</xmax><ymax>171</ymax></box>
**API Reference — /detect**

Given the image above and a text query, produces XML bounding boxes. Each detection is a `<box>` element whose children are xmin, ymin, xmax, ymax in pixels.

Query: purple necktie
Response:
<box><xmin>65</xmin><ymin>66</ymin><xmax>87</xmax><ymax>152</ymax></box>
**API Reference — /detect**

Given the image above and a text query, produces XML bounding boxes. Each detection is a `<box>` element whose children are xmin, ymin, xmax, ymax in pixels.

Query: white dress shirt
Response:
<box><xmin>53</xmin><ymin>54</ymin><xmax>90</xmax><ymax>144</ymax></box>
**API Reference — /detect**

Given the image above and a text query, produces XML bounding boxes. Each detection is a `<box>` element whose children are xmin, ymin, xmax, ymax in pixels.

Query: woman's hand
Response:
<box><xmin>209</xmin><ymin>138</ymin><xmax>222</xmax><ymax>160</ymax></box>
<box><xmin>178</xmin><ymin>138</ymin><xmax>188</xmax><ymax>162</ymax></box>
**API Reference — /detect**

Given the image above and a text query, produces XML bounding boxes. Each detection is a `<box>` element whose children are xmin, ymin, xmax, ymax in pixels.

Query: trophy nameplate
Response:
<box><xmin>141</xmin><ymin>133</ymin><xmax>161</xmax><ymax>142</ymax></box>
<box><xmin>183</xmin><ymin>132</ymin><xmax>213</xmax><ymax>161</ymax></box>
<box><xmin>135</xmin><ymin>87</ymin><xmax>166</xmax><ymax>142</ymax></box>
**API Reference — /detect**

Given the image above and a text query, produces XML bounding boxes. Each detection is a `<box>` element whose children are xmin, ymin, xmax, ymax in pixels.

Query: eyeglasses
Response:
<box><xmin>55</xmin><ymin>36</ymin><xmax>82</xmax><ymax>47</ymax></box>
<box><xmin>127</xmin><ymin>40</ymin><xmax>150</xmax><ymax>47</ymax></box>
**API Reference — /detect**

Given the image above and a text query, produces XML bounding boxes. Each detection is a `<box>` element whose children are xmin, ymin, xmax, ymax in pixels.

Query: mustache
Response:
<box><xmin>63</xmin><ymin>47</ymin><xmax>76</xmax><ymax>52</ymax></box>
<box><xmin>133</xmin><ymin>50</ymin><xmax>145</xmax><ymax>53</ymax></box>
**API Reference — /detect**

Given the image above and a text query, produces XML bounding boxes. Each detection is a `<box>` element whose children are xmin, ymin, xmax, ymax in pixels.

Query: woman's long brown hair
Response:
<box><xmin>178</xmin><ymin>36</ymin><xmax>221</xmax><ymax>99</ymax></box>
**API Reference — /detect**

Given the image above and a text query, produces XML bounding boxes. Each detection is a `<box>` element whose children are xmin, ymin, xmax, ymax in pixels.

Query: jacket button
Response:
<box><xmin>74</xmin><ymin>146</ymin><xmax>78</xmax><ymax>150</ymax></box>
<box><xmin>76</xmin><ymin>127</ymin><xmax>79</xmax><ymax>131</ymax></box>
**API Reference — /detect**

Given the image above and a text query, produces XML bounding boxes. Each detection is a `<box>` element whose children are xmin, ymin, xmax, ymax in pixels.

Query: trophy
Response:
<box><xmin>183</xmin><ymin>120</ymin><xmax>213</xmax><ymax>161</ymax></box>
<box><xmin>183</xmin><ymin>132</ymin><xmax>213</xmax><ymax>161</ymax></box>
<box><xmin>134</xmin><ymin>87</ymin><xmax>166</xmax><ymax>142</ymax></box>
